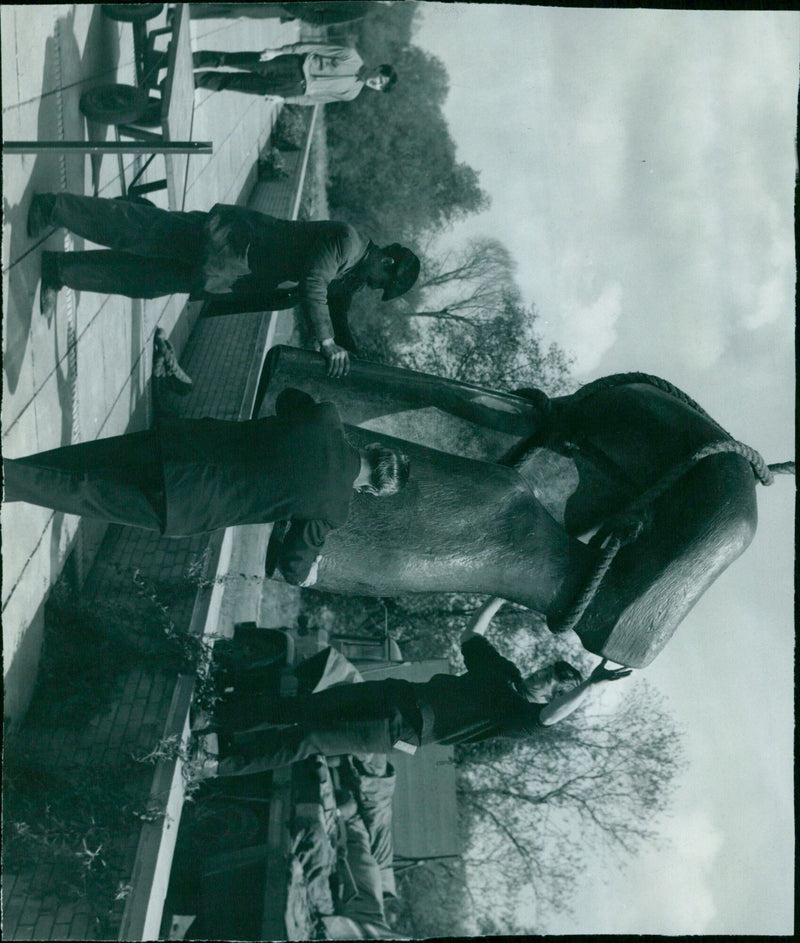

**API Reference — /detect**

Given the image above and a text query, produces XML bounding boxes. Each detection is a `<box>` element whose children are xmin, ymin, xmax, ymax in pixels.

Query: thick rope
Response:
<box><xmin>566</xmin><ymin>371</ymin><xmax>729</xmax><ymax>437</ymax></box>
<box><xmin>550</xmin><ymin>432</ymin><xmax>794</xmax><ymax>635</ymax></box>
<box><xmin>552</xmin><ymin>518</ymin><xmax>645</xmax><ymax>635</ymax></box>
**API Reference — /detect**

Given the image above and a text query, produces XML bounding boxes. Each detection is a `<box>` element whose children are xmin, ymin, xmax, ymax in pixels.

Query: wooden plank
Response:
<box><xmin>289</xmin><ymin>105</ymin><xmax>318</xmax><ymax>219</ymax></box>
<box><xmin>3</xmin><ymin>140</ymin><xmax>210</xmax><ymax>154</ymax></box>
<box><xmin>118</xmin><ymin>686</ymin><xmax>194</xmax><ymax>942</ymax></box>
<box><xmin>161</xmin><ymin>3</ymin><xmax>195</xmax><ymax>210</ymax></box>
<box><xmin>260</xmin><ymin>766</ymin><xmax>292</xmax><ymax>941</ymax></box>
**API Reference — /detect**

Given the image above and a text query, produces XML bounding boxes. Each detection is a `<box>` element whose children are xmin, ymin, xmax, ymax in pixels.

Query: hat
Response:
<box><xmin>381</xmin><ymin>244</ymin><xmax>420</xmax><ymax>301</ymax></box>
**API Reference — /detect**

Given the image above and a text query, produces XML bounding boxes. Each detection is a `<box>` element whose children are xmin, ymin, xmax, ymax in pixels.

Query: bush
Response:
<box><xmin>258</xmin><ymin>146</ymin><xmax>289</xmax><ymax>181</ymax></box>
<box><xmin>25</xmin><ymin>574</ymin><xmax>203</xmax><ymax>728</ymax></box>
<box><xmin>272</xmin><ymin>105</ymin><xmax>307</xmax><ymax>151</ymax></box>
<box><xmin>2</xmin><ymin>753</ymin><xmax>147</xmax><ymax>937</ymax></box>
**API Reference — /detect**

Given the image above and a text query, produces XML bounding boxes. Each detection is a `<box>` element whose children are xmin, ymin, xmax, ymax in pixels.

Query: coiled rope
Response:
<box><xmin>54</xmin><ymin>20</ymin><xmax>85</xmax><ymax>584</ymax></box>
<box><xmin>54</xmin><ymin>19</ymin><xmax>81</xmax><ymax>447</ymax></box>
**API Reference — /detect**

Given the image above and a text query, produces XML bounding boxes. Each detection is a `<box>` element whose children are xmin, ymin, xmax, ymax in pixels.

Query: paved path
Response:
<box><xmin>2</xmin><ymin>4</ymin><xmax>298</xmax><ymax>723</ymax></box>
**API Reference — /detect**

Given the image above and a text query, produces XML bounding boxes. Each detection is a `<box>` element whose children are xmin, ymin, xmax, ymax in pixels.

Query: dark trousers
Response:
<box><xmin>47</xmin><ymin>192</ymin><xmax>206</xmax><ymax>298</ymax></box>
<box><xmin>214</xmin><ymin>679</ymin><xmax>422</xmax><ymax>775</ymax></box>
<box><xmin>195</xmin><ymin>54</ymin><xmax>306</xmax><ymax>97</ymax></box>
<box><xmin>3</xmin><ymin>432</ymin><xmax>165</xmax><ymax>531</ymax></box>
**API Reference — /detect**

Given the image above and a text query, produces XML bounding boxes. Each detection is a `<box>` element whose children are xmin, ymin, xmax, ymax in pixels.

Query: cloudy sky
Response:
<box><xmin>416</xmin><ymin>5</ymin><xmax>796</xmax><ymax>935</ymax></box>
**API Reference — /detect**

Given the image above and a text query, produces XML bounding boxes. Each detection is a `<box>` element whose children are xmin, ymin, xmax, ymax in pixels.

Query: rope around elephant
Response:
<box><xmin>548</xmin><ymin>373</ymin><xmax>794</xmax><ymax>637</ymax></box>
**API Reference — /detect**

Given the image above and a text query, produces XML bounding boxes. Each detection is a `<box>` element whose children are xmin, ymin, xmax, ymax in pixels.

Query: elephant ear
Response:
<box><xmin>569</xmin><ymin>451</ymin><xmax>758</xmax><ymax>668</ymax></box>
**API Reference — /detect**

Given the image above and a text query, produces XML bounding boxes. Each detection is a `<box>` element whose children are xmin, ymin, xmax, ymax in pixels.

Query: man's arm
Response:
<box><xmin>300</xmin><ymin>227</ymin><xmax>365</xmax><ymax>378</ymax></box>
<box><xmin>263</xmin><ymin>42</ymin><xmax>354</xmax><ymax>59</ymax></box>
<box><xmin>539</xmin><ymin>659</ymin><xmax>632</xmax><ymax>726</ymax></box>
<box><xmin>458</xmin><ymin>599</ymin><xmax>525</xmax><ymax>689</ymax></box>
<box><xmin>277</xmin><ymin>519</ymin><xmax>331</xmax><ymax>585</ymax></box>
<box><xmin>327</xmin><ymin>283</ymin><xmax>360</xmax><ymax>353</ymax></box>
<box><xmin>281</xmin><ymin>86</ymin><xmax>362</xmax><ymax>106</ymax></box>
<box><xmin>460</xmin><ymin>597</ymin><xmax>506</xmax><ymax>644</ymax></box>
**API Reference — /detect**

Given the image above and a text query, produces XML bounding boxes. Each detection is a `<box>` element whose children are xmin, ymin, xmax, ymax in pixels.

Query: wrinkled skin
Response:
<box><xmin>256</xmin><ymin>347</ymin><xmax>758</xmax><ymax>667</ymax></box>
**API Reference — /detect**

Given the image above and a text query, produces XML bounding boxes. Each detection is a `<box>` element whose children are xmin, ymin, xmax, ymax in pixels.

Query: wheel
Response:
<box><xmin>80</xmin><ymin>84</ymin><xmax>150</xmax><ymax>125</ymax></box>
<box><xmin>102</xmin><ymin>3</ymin><xmax>163</xmax><ymax>21</ymax></box>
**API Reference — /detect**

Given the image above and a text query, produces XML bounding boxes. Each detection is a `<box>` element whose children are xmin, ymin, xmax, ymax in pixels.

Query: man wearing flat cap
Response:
<box><xmin>28</xmin><ymin>193</ymin><xmax>420</xmax><ymax>377</ymax></box>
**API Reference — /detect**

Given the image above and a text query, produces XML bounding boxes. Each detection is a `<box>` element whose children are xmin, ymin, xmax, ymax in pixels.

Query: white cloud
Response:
<box><xmin>541</xmin><ymin>806</ymin><xmax>722</xmax><ymax>935</ymax></box>
<box><xmin>556</xmin><ymin>281</ymin><xmax>622</xmax><ymax>373</ymax></box>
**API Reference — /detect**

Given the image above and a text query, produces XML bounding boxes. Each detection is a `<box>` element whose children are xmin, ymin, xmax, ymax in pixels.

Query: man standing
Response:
<box><xmin>3</xmin><ymin>388</ymin><xmax>410</xmax><ymax>585</ymax></box>
<box><xmin>194</xmin><ymin>598</ymin><xmax>632</xmax><ymax>774</ymax></box>
<box><xmin>193</xmin><ymin>43</ymin><xmax>397</xmax><ymax>104</ymax></box>
<box><xmin>27</xmin><ymin>193</ymin><xmax>419</xmax><ymax>377</ymax></box>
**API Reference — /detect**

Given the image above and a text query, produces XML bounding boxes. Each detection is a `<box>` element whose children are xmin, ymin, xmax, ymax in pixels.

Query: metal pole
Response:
<box><xmin>3</xmin><ymin>141</ymin><xmax>213</xmax><ymax>154</ymax></box>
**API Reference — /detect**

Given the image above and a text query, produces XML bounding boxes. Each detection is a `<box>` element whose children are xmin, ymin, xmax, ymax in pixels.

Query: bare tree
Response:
<box><xmin>456</xmin><ymin>681</ymin><xmax>687</xmax><ymax>930</ymax></box>
<box><xmin>397</xmin><ymin>289</ymin><xmax>574</xmax><ymax>396</ymax></box>
<box><xmin>398</xmin><ymin>237</ymin><xmax>520</xmax><ymax>325</ymax></box>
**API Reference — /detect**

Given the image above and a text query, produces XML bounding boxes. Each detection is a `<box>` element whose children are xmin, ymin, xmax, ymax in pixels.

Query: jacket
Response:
<box><xmin>201</xmin><ymin>205</ymin><xmax>370</xmax><ymax>342</ymax></box>
<box><xmin>275</xmin><ymin>42</ymin><xmax>366</xmax><ymax>105</ymax></box>
<box><xmin>412</xmin><ymin>636</ymin><xmax>544</xmax><ymax>746</ymax></box>
<box><xmin>157</xmin><ymin>388</ymin><xmax>360</xmax><ymax>583</ymax></box>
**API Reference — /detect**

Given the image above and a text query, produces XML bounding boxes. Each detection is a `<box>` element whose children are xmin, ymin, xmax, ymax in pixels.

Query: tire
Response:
<box><xmin>101</xmin><ymin>3</ymin><xmax>163</xmax><ymax>21</ymax></box>
<box><xmin>79</xmin><ymin>84</ymin><xmax>150</xmax><ymax>125</ymax></box>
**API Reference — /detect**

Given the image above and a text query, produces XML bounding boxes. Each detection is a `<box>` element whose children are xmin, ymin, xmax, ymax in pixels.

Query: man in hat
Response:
<box><xmin>3</xmin><ymin>388</ymin><xmax>411</xmax><ymax>586</ymax></box>
<box><xmin>193</xmin><ymin>598</ymin><xmax>632</xmax><ymax>774</ymax></box>
<box><xmin>27</xmin><ymin>193</ymin><xmax>420</xmax><ymax>378</ymax></box>
<box><xmin>193</xmin><ymin>44</ymin><xmax>397</xmax><ymax>105</ymax></box>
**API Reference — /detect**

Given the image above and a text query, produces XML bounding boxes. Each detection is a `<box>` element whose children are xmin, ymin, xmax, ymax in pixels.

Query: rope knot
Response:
<box><xmin>589</xmin><ymin>509</ymin><xmax>651</xmax><ymax>551</ymax></box>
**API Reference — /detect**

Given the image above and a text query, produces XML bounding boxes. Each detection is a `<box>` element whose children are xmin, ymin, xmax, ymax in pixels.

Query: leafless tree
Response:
<box><xmin>398</xmin><ymin>237</ymin><xmax>520</xmax><ymax>325</ymax></box>
<box><xmin>456</xmin><ymin>681</ymin><xmax>687</xmax><ymax>930</ymax></box>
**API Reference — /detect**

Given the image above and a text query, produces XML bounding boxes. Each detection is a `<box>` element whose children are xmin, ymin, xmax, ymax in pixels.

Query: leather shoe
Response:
<box><xmin>40</xmin><ymin>251</ymin><xmax>61</xmax><ymax>317</ymax></box>
<box><xmin>154</xmin><ymin>327</ymin><xmax>193</xmax><ymax>393</ymax></box>
<box><xmin>27</xmin><ymin>194</ymin><xmax>56</xmax><ymax>239</ymax></box>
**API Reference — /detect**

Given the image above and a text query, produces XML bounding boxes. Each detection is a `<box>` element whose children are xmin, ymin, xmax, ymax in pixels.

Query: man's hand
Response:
<box><xmin>299</xmin><ymin>555</ymin><xmax>322</xmax><ymax>588</ymax></box>
<box><xmin>590</xmin><ymin>658</ymin><xmax>633</xmax><ymax>684</ymax></box>
<box><xmin>321</xmin><ymin>339</ymin><xmax>350</xmax><ymax>378</ymax></box>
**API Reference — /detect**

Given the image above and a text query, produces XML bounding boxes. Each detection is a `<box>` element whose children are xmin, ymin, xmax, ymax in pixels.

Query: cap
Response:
<box><xmin>381</xmin><ymin>244</ymin><xmax>421</xmax><ymax>301</ymax></box>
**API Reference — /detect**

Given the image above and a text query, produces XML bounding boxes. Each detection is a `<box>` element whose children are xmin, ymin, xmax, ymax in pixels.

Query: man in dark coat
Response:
<box><xmin>27</xmin><ymin>193</ymin><xmax>420</xmax><ymax>378</ymax></box>
<box><xmin>3</xmin><ymin>389</ymin><xmax>410</xmax><ymax>585</ymax></box>
<box><xmin>194</xmin><ymin>598</ymin><xmax>632</xmax><ymax>774</ymax></box>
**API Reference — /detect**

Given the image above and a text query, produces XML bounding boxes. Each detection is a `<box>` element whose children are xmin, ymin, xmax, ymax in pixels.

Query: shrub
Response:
<box><xmin>272</xmin><ymin>105</ymin><xmax>307</xmax><ymax>151</ymax></box>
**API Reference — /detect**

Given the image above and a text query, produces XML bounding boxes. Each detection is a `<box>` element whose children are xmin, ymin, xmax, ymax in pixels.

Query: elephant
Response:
<box><xmin>254</xmin><ymin>345</ymin><xmax>789</xmax><ymax>668</ymax></box>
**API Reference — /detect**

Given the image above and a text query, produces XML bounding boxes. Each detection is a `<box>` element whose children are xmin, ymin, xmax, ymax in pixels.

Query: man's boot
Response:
<box><xmin>27</xmin><ymin>193</ymin><xmax>57</xmax><ymax>239</ymax></box>
<box><xmin>154</xmin><ymin>327</ymin><xmax>193</xmax><ymax>393</ymax></box>
<box><xmin>40</xmin><ymin>251</ymin><xmax>62</xmax><ymax>318</ymax></box>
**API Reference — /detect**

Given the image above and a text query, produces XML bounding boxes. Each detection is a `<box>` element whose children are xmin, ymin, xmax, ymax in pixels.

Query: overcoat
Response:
<box><xmin>159</xmin><ymin>388</ymin><xmax>360</xmax><ymax>583</ymax></box>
